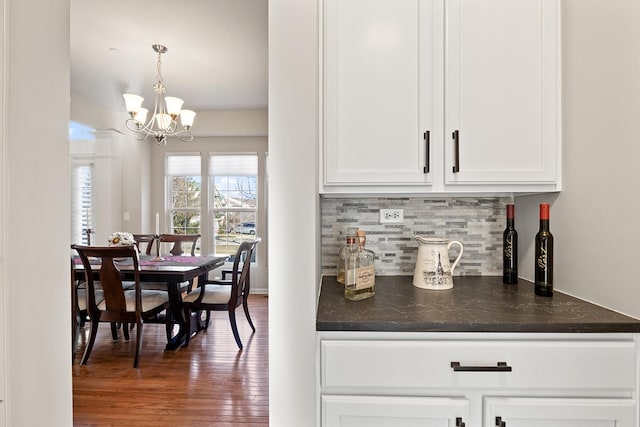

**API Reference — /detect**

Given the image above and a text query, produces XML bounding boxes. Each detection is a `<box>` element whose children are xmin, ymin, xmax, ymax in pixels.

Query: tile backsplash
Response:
<box><xmin>321</xmin><ymin>196</ymin><xmax>513</xmax><ymax>276</ymax></box>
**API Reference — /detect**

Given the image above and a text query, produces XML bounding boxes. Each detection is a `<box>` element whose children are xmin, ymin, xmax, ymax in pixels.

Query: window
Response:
<box><xmin>70</xmin><ymin>121</ymin><xmax>96</xmax><ymax>245</ymax></box>
<box><xmin>166</xmin><ymin>155</ymin><xmax>202</xmax><ymax>253</ymax></box>
<box><xmin>71</xmin><ymin>163</ymin><xmax>93</xmax><ymax>245</ymax></box>
<box><xmin>209</xmin><ymin>154</ymin><xmax>258</xmax><ymax>256</ymax></box>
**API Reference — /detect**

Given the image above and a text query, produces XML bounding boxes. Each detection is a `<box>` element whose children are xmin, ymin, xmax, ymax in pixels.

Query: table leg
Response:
<box><xmin>164</xmin><ymin>272</ymin><xmax>211</xmax><ymax>350</ymax></box>
<box><xmin>164</xmin><ymin>280</ymin><xmax>187</xmax><ymax>350</ymax></box>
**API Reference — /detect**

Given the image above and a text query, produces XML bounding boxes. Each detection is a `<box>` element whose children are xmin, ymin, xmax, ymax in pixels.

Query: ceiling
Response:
<box><xmin>70</xmin><ymin>0</ymin><xmax>268</xmax><ymax>114</ymax></box>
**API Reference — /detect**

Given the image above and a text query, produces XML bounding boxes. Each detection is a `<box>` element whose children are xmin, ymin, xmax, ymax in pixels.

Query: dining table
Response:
<box><xmin>73</xmin><ymin>253</ymin><xmax>228</xmax><ymax>350</ymax></box>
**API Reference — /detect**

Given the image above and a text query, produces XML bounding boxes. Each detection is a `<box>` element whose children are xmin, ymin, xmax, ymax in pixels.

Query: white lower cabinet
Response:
<box><xmin>484</xmin><ymin>397</ymin><xmax>636</xmax><ymax>426</ymax></box>
<box><xmin>318</xmin><ymin>333</ymin><xmax>639</xmax><ymax>427</ymax></box>
<box><xmin>323</xmin><ymin>395</ymin><xmax>468</xmax><ymax>427</ymax></box>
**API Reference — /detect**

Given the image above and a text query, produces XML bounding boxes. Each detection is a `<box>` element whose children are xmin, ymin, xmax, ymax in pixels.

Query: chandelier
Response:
<box><xmin>123</xmin><ymin>44</ymin><xmax>196</xmax><ymax>145</ymax></box>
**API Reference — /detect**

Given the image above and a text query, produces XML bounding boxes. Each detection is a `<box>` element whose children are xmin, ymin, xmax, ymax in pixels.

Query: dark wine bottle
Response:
<box><xmin>503</xmin><ymin>204</ymin><xmax>518</xmax><ymax>284</ymax></box>
<box><xmin>534</xmin><ymin>203</ymin><xmax>554</xmax><ymax>297</ymax></box>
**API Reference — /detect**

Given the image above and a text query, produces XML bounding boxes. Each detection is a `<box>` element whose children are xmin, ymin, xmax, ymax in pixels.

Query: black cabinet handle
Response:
<box><xmin>450</xmin><ymin>361</ymin><xmax>512</xmax><ymax>372</ymax></box>
<box><xmin>496</xmin><ymin>416</ymin><xmax>506</xmax><ymax>426</ymax></box>
<box><xmin>452</xmin><ymin>130</ymin><xmax>460</xmax><ymax>173</ymax></box>
<box><xmin>423</xmin><ymin>130</ymin><xmax>430</xmax><ymax>174</ymax></box>
<box><xmin>456</xmin><ymin>417</ymin><xmax>465</xmax><ymax>427</ymax></box>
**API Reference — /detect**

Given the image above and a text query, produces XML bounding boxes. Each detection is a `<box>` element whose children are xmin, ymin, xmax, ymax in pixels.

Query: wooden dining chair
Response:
<box><xmin>73</xmin><ymin>256</ymin><xmax>135</xmax><ymax>345</ymax></box>
<box><xmin>72</xmin><ymin>244</ymin><xmax>171</xmax><ymax>368</ymax></box>
<box><xmin>182</xmin><ymin>238</ymin><xmax>261</xmax><ymax>349</ymax></box>
<box><xmin>138</xmin><ymin>233</ymin><xmax>201</xmax><ymax>295</ymax></box>
<box><xmin>133</xmin><ymin>233</ymin><xmax>157</xmax><ymax>255</ymax></box>
<box><xmin>158</xmin><ymin>233</ymin><xmax>201</xmax><ymax>256</ymax></box>
<box><xmin>72</xmin><ymin>259</ymin><xmax>125</xmax><ymax>358</ymax></box>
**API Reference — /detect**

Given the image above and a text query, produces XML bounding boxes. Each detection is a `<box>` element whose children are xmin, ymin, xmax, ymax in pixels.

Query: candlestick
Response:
<box><xmin>152</xmin><ymin>212</ymin><xmax>164</xmax><ymax>261</ymax></box>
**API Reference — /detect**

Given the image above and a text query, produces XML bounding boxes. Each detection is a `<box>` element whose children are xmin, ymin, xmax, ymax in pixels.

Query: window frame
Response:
<box><xmin>70</xmin><ymin>160</ymin><xmax>94</xmax><ymax>245</ymax></box>
<box><xmin>165</xmin><ymin>154</ymin><xmax>203</xmax><ymax>238</ymax></box>
<box><xmin>209</xmin><ymin>152</ymin><xmax>259</xmax><ymax>258</ymax></box>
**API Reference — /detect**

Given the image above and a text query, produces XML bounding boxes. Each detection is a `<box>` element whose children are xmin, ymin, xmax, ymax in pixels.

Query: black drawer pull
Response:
<box><xmin>452</xmin><ymin>130</ymin><xmax>460</xmax><ymax>173</ymax></box>
<box><xmin>450</xmin><ymin>361</ymin><xmax>512</xmax><ymax>372</ymax></box>
<box><xmin>496</xmin><ymin>416</ymin><xmax>506</xmax><ymax>426</ymax></box>
<box><xmin>423</xmin><ymin>130</ymin><xmax>430</xmax><ymax>174</ymax></box>
<box><xmin>456</xmin><ymin>417</ymin><xmax>465</xmax><ymax>427</ymax></box>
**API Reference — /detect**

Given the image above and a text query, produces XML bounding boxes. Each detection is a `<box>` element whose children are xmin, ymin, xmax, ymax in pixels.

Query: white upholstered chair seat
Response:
<box><xmin>77</xmin><ymin>289</ymin><xmax>104</xmax><ymax>312</ymax></box>
<box><xmin>182</xmin><ymin>284</ymin><xmax>231</xmax><ymax>305</ymax></box>
<box><xmin>97</xmin><ymin>290</ymin><xmax>169</xmax><ymax>313</ymax></box>
<box><xmin>78</xmin><ymin>280</ymin><xmax>135</xmax><ymax>291</ymax></box>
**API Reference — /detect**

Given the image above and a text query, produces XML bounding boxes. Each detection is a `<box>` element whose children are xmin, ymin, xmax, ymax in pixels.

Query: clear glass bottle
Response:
<box><xmin>336</xmin><ymin>235</ymin><xmax>357</xmax><ymax>285</ymax></box>
<box><xmin>345</xmin><ymin>230</ymin><xmax>375</xmax><ymax>301</ymax></box>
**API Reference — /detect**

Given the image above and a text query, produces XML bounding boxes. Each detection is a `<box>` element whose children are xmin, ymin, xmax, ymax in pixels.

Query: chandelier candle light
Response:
<box><xmin>123</xmin><ymin>44</ymin><xmax>196</xmax><ymax>145</ymax></box>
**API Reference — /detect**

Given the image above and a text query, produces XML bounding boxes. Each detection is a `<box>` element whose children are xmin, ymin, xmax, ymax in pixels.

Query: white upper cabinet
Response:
<box><xmin>444</xmin><ymin>0</ymin><xmax>560</xmax><ymax>188</ymax></box>
<box><xmin>321</xmin><ymin>0</ymin><xmax>561</xmax><ymax>194</ymax></box>
<box><xmin>323</xmin><ymin>0</ymin><xmax>439</xmax><ymax>188</ymax></box>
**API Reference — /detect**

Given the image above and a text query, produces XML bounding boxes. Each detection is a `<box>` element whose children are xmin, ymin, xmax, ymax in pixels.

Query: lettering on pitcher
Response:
<box><xmin>537</xmin><ymin>246</ymin><xmax>547</xmax><ymax>269</ymax></box>
<box><xmin>423</xmin><ymin>269</ymin><xmax>451</xmax><ymax>287</ymax></box>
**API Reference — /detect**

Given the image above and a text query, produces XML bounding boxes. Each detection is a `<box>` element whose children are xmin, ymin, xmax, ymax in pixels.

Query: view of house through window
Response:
<box><xmin>167</xmin><ymin>155</ymin><xmax>202</xmax><ymax>255</ymax></box>
<box><xmin>210</xmin><ymin>154</ymin><xmax>258</xmax><ymax>257</ymax></box>
<box><xmin>165</xmin><ymin>153</ymin><xmax>259</xmax><ymax>259</ymax></box>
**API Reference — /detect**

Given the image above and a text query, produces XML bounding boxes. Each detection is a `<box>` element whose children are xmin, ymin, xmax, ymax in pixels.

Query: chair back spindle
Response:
<box><xmin>133</xmin><ymin>234</ymin><xmax>157</xmax><ymax>256</ymax></box>
<box><xmin>158</xmin><ymin>233</ymin><xmax>201</xmax><ymax>256</ymax></box>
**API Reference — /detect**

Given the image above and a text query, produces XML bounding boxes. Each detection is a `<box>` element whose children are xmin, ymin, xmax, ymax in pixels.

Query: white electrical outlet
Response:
<box><xmin>380</xmin><ymin>208</ymin><xmax>404</xmax><ymax>224</ymax></box>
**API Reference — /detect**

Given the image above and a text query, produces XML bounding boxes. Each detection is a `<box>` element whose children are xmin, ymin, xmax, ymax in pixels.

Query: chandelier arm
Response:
<box><xmin>130</xmin><ymin>113</ymin><xmax>158</xmax><ymax>137</ymax></box>
<box><xmin>173</xmin><ymin>129</ymin><xmax>195</xmax><ymax>142</ymax></box>
<box><xmin>124</xmin><ymin>118</ymin><xmax>143</xmax><ymax>133</ymax></box>
<box><xmin>166</xmin><ymin>120</ymin><xmax>178</xmax><ymax>134</ymax></box>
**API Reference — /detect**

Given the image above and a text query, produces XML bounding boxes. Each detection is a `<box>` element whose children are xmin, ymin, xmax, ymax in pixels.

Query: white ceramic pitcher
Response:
<box><xmin>412</xmin><ymin>237</ymin><xmax>464</xmax><ymax>290</ymax></box>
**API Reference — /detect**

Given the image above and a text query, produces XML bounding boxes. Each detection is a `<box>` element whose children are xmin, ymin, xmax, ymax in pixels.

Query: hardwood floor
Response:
<box><xmin>73</xmin><ymin>295</ymin><xmax>269</xmax><ymax>427</ymax></box>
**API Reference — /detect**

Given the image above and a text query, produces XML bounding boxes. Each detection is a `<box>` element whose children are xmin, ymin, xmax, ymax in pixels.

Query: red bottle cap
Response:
<box><xmin>539</xmin><ymin>203</ymin><xmax>550</xmax><ymax>220</ymax></box>
<box><xmin>506</xmin><ymin>204</ymin><xmax>514</xmax><ymax>219</ymax></box>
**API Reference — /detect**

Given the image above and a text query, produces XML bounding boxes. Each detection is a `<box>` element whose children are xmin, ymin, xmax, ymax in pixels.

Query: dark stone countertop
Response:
<box><xmin>316</xmin><ymin>275</ymin><xmax>640</xmax><ymax>333</ymax></box>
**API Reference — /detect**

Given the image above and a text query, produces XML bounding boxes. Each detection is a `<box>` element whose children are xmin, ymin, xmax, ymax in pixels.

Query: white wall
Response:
<box><xmin>191</xmin><ymin>109</ymin><xmax>268</xmax><ymax>137</ymax></box>
<box><xmin>1</xmin><ymin>0</ymin><xmax>73</xmax><ymax>425</ymax></box>
<box><xmin>71</xmin><ymin>93</ymin><xmax>119</xmax><ymax>131</ymax></box>
<box><xmin>268</xmin><ymin>0</ymin><xmax>320</xmax><ymax>425</ymax></box>
<box><xmin>516</xmin><ymin>0</ymin><xmax>640</xmax><ymax>318</ymax></box>
<box><xmin>71</xmin><ymin>94</ymin><xmax>152</xmax><ymax>236</ymax></box>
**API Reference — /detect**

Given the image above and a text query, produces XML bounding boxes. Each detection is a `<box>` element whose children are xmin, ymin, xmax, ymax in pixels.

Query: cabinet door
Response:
<box><xmin>445</xmin><ymin>0</ymin><xmax>560</xmax><ymax>186</ymax></box>
<box><xmin>485</xmin><ymin>397</ymin><xmax>636</xmax><ymax>426</ymax></box>
<box><xmin>322</xmin><ymin>395</ymin><xmax>468</xmax><ymax>427</ymax></box>
<box><xmin>323</xmin><ymin>0</ymin><xmax>441</xmax><ymax>187</ymax></box>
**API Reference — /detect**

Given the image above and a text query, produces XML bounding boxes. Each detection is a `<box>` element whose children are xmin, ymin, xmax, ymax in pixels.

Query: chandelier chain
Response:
<box><xmin>156</xmin><ymin>50</ymin><xmax>163</xmax><ymax>86</ymax></box>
